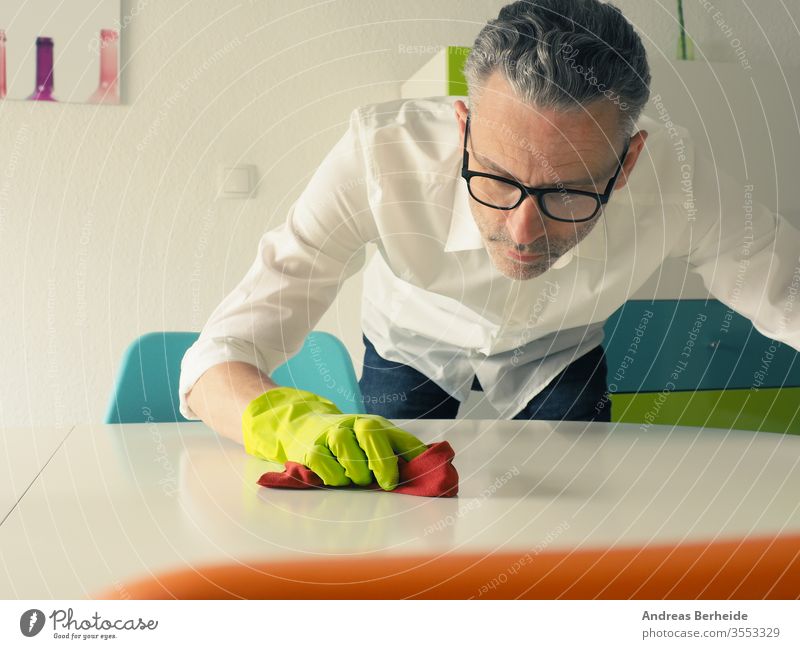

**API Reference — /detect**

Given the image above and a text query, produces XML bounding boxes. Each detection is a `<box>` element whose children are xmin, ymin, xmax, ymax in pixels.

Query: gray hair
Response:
<box><xmin>464</xmin><ymin>0</ymin><xmax>651</xmax><ymax>139</ymax></box>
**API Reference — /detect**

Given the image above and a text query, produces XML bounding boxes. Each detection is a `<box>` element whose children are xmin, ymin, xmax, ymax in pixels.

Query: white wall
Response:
<box><xmin>0</xmin><ymin>0</ymin><xmax>798</xmax><ymax>427</ymax></box>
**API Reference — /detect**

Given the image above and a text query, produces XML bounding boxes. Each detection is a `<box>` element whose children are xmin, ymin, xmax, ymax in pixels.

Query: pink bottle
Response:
<box><xmin>88</xmin><ymin>29</ymin><xmax>119</xmax><ymax>104</ymax></box>
<box><xmin>28</xmin><ymin>36</ymin><xmax>57</xmax><ymax>101</ymax></box>
<box><xmin>0</xmin><ymin>30</ymin><xmax>6</xmax><ymax>99</ymax></box>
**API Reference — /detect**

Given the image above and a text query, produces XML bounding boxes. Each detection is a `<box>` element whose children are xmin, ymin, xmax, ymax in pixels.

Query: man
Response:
<box><xmin>180</xmin><ymin>0</ymin><xmax>800</xmax><ymax>490</ymax></box>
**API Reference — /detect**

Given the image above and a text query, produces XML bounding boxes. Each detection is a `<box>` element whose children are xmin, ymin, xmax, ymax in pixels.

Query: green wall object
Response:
<box><xmin>447</xmin><ymin>46</ymin><xmax>470</xmax><ymax>96</ymax></box>
<box><xmin>676</xmin><ymin>0</ymin><xmax>695</xmax><ymax>61</ymax></box>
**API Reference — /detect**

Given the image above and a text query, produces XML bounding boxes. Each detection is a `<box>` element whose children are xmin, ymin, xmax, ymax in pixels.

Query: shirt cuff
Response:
<box><xmin>178</xmin><ymin>336</ymin><xmax>290</xmax><ymax>421</ymax></box>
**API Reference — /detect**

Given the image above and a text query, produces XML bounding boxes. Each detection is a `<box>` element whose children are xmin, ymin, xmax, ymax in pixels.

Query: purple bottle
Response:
<box><xmin>28</xmin><ymin>36</ymin><xmax>56</xmax><ymax>101</ymax></box>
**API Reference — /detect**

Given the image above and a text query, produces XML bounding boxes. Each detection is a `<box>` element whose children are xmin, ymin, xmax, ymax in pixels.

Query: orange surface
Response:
<box><xmin>98</xmin><ymin>534</ymin><xmax>800</xmax><ymax>599</ymax></box>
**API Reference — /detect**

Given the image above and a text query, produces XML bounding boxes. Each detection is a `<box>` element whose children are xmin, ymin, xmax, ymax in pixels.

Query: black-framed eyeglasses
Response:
<box><xmin>460</xmin><ymin>113</ymin><xmax>630</xmax><ymax>223</ymax></box>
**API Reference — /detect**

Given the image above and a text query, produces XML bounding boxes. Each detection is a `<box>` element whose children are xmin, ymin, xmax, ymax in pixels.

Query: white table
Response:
<box><xmin>1</xmin><ymin>419</ymin><xmax>799</xmax><ymax>598</ymax></box>
<box><xmin>0</xmin><ymin>425</ymin><xmax>73</xmax><ymax>527</ymax></box>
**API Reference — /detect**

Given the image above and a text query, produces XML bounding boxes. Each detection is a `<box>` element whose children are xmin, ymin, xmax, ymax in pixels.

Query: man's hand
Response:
<box><xmin>242</xmin><ymin>387</ymin><xmax>427</xmax><ymax>490</ymax></box>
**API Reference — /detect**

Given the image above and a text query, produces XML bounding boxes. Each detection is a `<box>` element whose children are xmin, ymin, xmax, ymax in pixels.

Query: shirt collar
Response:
<box><xmin>570</xmin><ymin>213</ymin><xmax>608</xmax><ymax>262</ymax></box>
<box><xmin>444</xmin><ymin>165</ymin><xmax>609</xmax><ymax>264</ymax></box>
<box><xmin>444</xmin><ymin>173</ymin><xmax>484</xmax><ymax>252</ymax></box>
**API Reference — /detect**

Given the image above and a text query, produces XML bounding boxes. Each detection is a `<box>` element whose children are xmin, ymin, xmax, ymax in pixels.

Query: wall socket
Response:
<box><xmin>217</xmin><ymin>164</ymin><xmax>256</xmax><ymax>199</ymax></box>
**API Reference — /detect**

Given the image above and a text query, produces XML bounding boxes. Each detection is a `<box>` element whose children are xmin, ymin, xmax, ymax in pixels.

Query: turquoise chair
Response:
<box><xmin>105</xmin><ymin>331</ymin><xmax>366</xmax><ymax>424</ymax></box>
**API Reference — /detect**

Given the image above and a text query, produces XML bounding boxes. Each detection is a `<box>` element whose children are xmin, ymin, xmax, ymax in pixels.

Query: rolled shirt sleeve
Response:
<box><xmin>676</xmin><ymin>145</ymin><xmax>800</xmax><ymax>350</ymax></box>
<box><xmin>179</xmin><ymin>109</ymin><xmax>374</xmax><ymax>420</ymax></box>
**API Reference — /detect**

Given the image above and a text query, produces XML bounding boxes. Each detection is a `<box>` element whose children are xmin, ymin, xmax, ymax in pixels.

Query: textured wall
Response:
<box><xmin>0</xmin><ymin>0</ymin><xmax>797</xmax><ymax>427</ymax></box>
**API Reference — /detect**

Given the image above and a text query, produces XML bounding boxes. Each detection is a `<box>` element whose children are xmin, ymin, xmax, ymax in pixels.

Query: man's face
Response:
<box><xmin>455</xmin><ymin>72</ymin><xmax>645</xmax><ymax>281</ymax></box>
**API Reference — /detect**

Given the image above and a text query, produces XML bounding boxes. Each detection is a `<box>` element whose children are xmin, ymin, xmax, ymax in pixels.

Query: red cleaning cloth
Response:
<box><xmin>257</xmin><ymin>441</ymin><xmax>458</xmax><ymax>497</ymax></box>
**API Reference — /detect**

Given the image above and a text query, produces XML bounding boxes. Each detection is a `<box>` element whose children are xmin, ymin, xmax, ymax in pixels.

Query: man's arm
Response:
<box><xmin>673</xmin><ymin>145</ymin><xmax>800</xmax><ymax>351</ymax></box>
<box><xmin>178</xmin><ymin>106</ymin><xmax>373</xmax><ymax>428</ymax></box>
<box><xmin>186</xmin><ymin>361</ymin><xmax>279</xmax><ymax>445</ymax></box>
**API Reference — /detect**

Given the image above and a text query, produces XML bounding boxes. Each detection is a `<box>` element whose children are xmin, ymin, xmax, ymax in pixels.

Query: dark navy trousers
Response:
<box><xmin>357</xmin><ymin>333</ymin><xmax>611</xmax><ymax>421</ymax></box>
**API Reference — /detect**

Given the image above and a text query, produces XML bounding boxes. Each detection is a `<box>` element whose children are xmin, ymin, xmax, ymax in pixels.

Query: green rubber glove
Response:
<box><xmin>242</xmin><ymin>387</ymin><xmax>428</xmax><ymax>490</ymax></box>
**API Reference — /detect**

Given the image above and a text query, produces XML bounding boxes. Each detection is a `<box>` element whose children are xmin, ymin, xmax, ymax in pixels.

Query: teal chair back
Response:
<box><xmin>105</xmin><ymin>331</ymin><xmax>365</xmax><ymax>424</ymax></box>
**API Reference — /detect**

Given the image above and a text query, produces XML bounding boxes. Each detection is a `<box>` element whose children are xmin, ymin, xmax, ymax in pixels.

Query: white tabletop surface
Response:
<box><xmin>1</xmin><ymin>419</ymin><xmax>799</xmax><ymax>598</ymax></box>
<box><xmin>0</xmin><ymin>425</ymin><xmax>73</xmax><ymax>527</ymax></box>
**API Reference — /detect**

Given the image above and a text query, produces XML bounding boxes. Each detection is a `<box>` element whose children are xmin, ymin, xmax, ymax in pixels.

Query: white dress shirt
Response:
<box><xmin>179</xmin><ymin>95</ymin><xmax>800</xmax><ymax>420</ymax></box>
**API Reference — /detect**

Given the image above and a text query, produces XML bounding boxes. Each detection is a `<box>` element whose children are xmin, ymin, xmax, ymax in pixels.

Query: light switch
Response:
<box><xmin>218</xmin><ymin>164</ymin><xmax>256</xmax><ymax>199</ymax></box>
